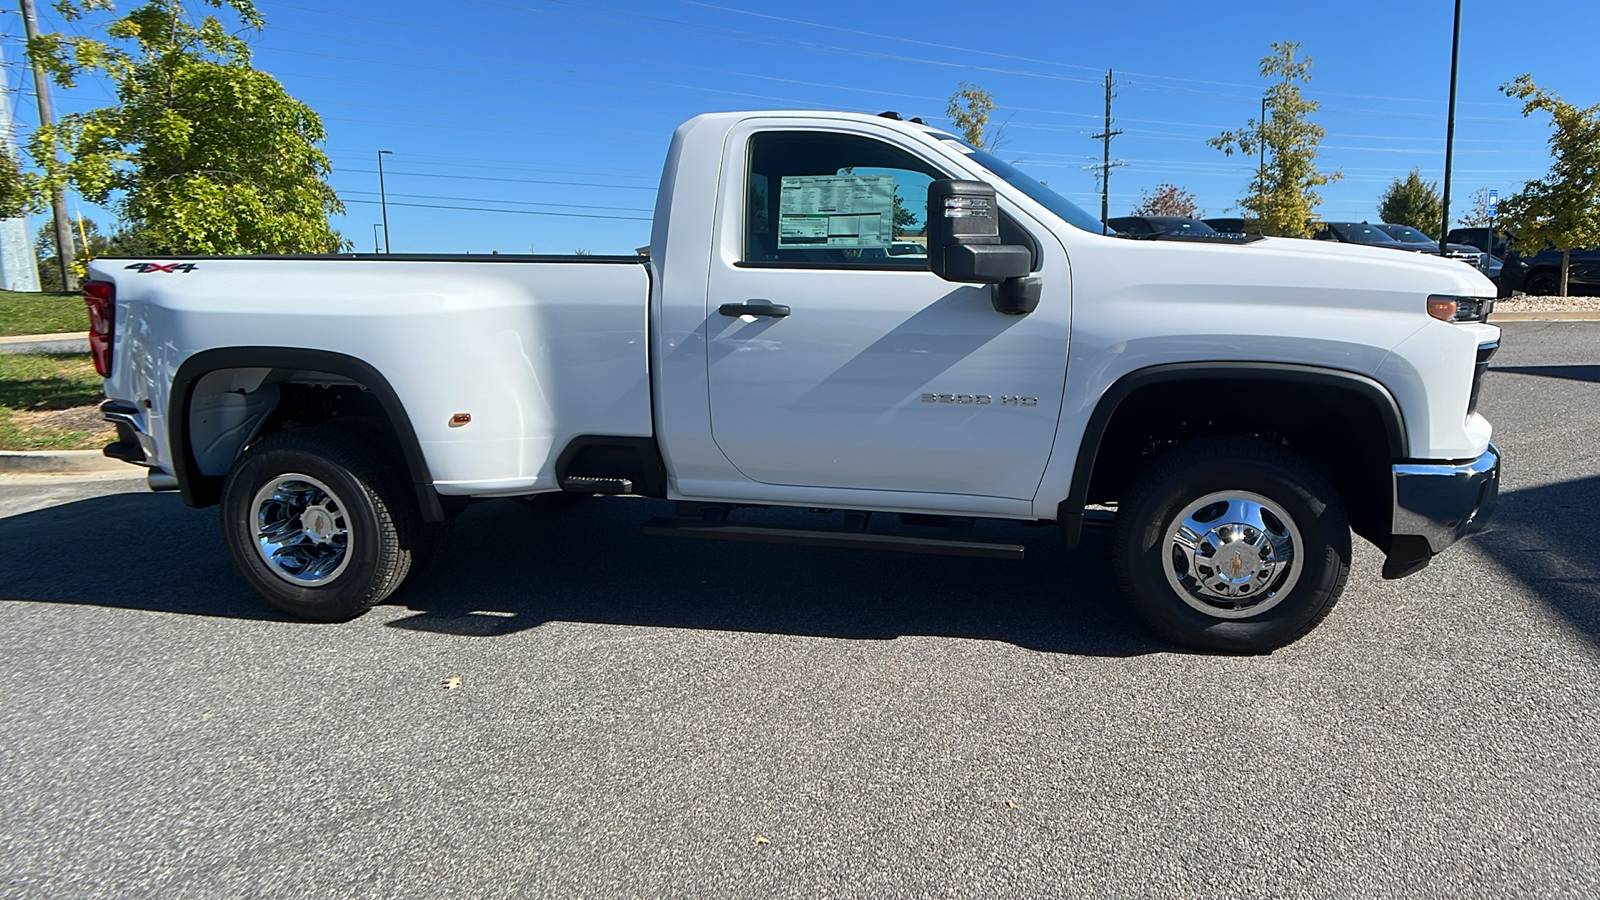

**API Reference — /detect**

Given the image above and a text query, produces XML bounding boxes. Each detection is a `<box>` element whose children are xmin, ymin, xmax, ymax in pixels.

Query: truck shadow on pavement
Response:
<box><xmin>1470</xmin><ymin>474</ymin><xmax>1600</xmax><ymax>645</ymax></box>
<box><xmin>5</xmin><ymin>478</ymin><xmax>1595</xmax><ymax>652</ymax></box>
<box><xmin>1491</xmin><ymin>365</ymin><xmax>1600</xmax><ymax>385</ymax></box>
<box><xmin>0</xmin><ymin>491</ymin><xmax>1161</xmax><ymax>657</ymax></box>
<box><xmin>388</xmin><ymin>500</ymin><xmax>1163</xmax><ymax>657</ymax></box>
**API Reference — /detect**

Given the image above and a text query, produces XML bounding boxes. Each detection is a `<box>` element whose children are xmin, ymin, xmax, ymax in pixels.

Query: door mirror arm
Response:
<box><xmin>992</xmin><ymin>277</ymin><xmax>1041</xmax><ymax>316</ymax></box>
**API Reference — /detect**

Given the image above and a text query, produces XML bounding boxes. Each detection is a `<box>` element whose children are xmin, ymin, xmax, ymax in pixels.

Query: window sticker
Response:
<box><xmin>777</xmin><ymin>174</ymin><xmax>895</xmax><ymax>249</ymax></box>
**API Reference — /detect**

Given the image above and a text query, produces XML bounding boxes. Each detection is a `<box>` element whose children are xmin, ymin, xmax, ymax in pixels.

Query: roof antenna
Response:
<box><xmin>878</xmin><ymin>111</ymin><xmax>903</xmax><ymax>120</ymax></box>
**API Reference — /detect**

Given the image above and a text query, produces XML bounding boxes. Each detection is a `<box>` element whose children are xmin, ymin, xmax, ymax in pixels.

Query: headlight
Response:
<box><xmin>1427</xmin><ymin>295</ymin><xmax>1495</xmax><ymax>323</ymax></box>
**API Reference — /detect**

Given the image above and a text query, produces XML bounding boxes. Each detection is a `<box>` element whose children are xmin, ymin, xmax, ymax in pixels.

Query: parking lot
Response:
<box><xmin>2</xmin><ymin>321</ymin><xmax>1596</xmax><ymax>898</ymax></box>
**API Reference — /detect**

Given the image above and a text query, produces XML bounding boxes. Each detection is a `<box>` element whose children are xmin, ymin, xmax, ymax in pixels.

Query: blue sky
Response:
<box><xmin>4</xmin><ymin>0</ymin><xmax>1598</xmax><ymax>254</ymax></box>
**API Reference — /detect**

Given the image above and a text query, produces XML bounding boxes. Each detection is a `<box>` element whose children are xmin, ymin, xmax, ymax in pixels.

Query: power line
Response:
<box><xmin>336</xmin><ymin>167</ymin><xmax>656</xmax><ymax>191</ymax></box>
<box><xmin>340</xmin><ymin>196</ymin><xmax>649</xmax><ymax>221</ymax></box>
<box><xmin>338</xmin><ymin>188</ymin><xmax>652</xmax><ymax>213</ymax></box>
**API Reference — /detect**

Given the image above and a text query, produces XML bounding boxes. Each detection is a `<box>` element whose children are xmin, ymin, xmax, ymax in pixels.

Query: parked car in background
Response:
<box><xmin>1498</xmin><ymin>245</ymin><xmax>1600</xmax><ymax>296</ymax></box>
<box><xmin>1446</xmin><ymin>228</ymin><xmax>1600</xmax><ymax>296</ymax></box>
<box><xmin>1376</xmin><ymin>223</ymin><xmax>1497</xmax><ymax>280</ymax></box>
<box><xmin>1203</xmin><ymin>217</ymin><xmax>1254</xmax><ymax>234</ymax></box>
<box><xmin>1312</xmin><ymin>222</ymin><xmax>1415</xmax><ymax>251</ymax></box>
<box><xmin>1105</xmin><ymin>216</ymin><xmax>1218</xmax><ymax>239</ymax></box>
<box><xmin>1446</xmin><ymin>227</ymin><xmax>1511</xmax><ymax>261</ymax></box>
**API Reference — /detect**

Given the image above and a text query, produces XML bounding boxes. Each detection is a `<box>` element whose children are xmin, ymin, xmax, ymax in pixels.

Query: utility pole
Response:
<box><xmin>376</xmin><ymin>150</ymin><xmax>392</xmax><ymax>252</ymax></box>
<box><xmin>1259</xmin><ymin>96</ymin><xmax>1270</xmax><ymax>185</ymax></box>
<box><xmin>1439</xmin><ymin>0</ymin><xmax>1462</xmax><ymax>254</ymax></box>
<box><xmin>1090</xmin><ymin>69</ymin><xmax>1123</xmax><ymax>235</ymax></box>
<box><xmin>19</xmin><ymin>0</ymin><xmax>76</xmax><ymax>290</ymax></box>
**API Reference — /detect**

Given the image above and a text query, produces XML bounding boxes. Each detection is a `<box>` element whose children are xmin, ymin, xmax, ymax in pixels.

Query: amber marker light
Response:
<box><xmin>1427</xmin><ymin>296</ymin><xmax>1459</xmax><ymax>321</ymax></box>
<box><xmin>449</xmin><ymin>413</ymin><xmax>472</xmax><ymax>426</ymax></box>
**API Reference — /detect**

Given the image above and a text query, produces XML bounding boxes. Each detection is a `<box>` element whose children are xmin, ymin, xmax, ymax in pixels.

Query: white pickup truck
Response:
<box><xmin>85</xmin><ymin>111</ymin><xmax>1501</xmax><ymax>652</ymax></box>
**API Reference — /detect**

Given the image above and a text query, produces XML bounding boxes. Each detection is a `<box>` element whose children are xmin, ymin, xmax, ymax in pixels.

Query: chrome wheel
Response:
<box><xmin>250</xmin><ymin>473</ymin><xmax>354</xmax><ymax>586</ymax></box>
<box><xmin>1161</xmin><ymin>490</ymin><xmax>1303</xmax><ymax>619</ymax></box>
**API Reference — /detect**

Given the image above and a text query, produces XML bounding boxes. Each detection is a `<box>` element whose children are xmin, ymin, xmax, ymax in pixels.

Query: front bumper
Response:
<box><xmin>1382</xmin><ymin>443</ymin><xmax>1501</xmax><ymax>579</ymax></box>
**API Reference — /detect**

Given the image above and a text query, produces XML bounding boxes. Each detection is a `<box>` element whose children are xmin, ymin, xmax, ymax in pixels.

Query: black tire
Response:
<box><xmin>1110</xmin><ymin>437</ymin><xmax>1351</xmax><ymax>653</ymax></box>
<box><xmin>220</xmin><ymin>426</ymin><xmax>419</xmax><ymax>622</ymax></box>
<box><xmin>1523</xmin><ymin>269</ymin><xmax>1560</xmax><ymax>296</ymax></box>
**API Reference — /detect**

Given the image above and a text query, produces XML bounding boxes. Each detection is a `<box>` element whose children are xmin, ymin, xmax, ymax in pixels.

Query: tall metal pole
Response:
<box><xmin>1439</xmin><ymin>0</ymin><xmax>1462</xmax><ymax>253</ymax></box>
<box><xmin>376</xmin><ymin>150</ymin><xmax>392</xmax><ymax>252</ymax></box>
<box><xmin>19</xmin><ymin>0</ymin><xmax>76</xmax><ymax>290</ymax></box>
<box><xmin>1259</xmin><ymin>96</ymin><xmax>1268</xmax><ymax>185</ymax></box>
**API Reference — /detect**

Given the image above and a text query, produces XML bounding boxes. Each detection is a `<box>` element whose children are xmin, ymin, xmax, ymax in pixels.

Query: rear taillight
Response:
<box><xmin>83</xmin><ymin>281</ymin><xmax>115</xmax><ymax>377</ymax></box>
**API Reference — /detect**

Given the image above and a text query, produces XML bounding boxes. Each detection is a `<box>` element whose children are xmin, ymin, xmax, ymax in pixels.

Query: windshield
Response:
<box><xmin>1337</xmin><ymin>223</ymin><xmax>1400</xmax><ymax>245</ymax></box>
<box><xmin>1155</xmin><ymin>218</ymin><xmax>1216</xmax><ymax>236</ymax></box>
<box><xmin>1381</xmin><ymin>224</ymin><xmax>1433</xmax><ymax>244</ymax></box>
<box><xmin>936</xmin><ymin>136</ymin><xmax>1106</xmax><ymax>233</ymax></box>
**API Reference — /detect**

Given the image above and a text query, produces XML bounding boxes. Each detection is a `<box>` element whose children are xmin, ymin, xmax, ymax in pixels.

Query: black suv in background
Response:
<box><xmin>1105</xmin><ymin>216</ymin><xmax>1218</xmax><ymax>238</ymax></box>
<box><xmin>1448</xmin><ymin>227</ymin><xmax>1600</xmax><ymax>296</ymax></box>
<box><xmin>1376</xmin><ymin>223</ymin><xmax>1497</xmax><ymax>279</ymax></box>
<box><xmin>1202</xmin><ymin>217</ymin><xmax>1252</xmax><ymax>234</ymax></box>
<box><xmin>1312</xmin><ymin>222</ymin><xmax>1414</xmax><ymax>251</ymax></box>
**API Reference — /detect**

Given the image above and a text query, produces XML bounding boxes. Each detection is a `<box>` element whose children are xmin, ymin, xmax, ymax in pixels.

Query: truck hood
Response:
<box><xmin>1129</xmin><ymin>232</ymin><xmax>1498</xmax><ymax>300</ymax></box>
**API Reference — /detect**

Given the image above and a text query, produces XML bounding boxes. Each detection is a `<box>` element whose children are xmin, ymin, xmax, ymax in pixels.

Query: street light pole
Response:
<box><xmin>1439</xmin><ymin>0</ymin><xmax>1462</xmax><ymax>254</ymax></box>
<box><xmin>377</xmin><ymin>150</ymin><xmax>393</xmax><ymax>253</ymax></box>
<box><xmin>1258</xmin><ymin>96</ymin><xmax>1272</xmax><ymax>188</ymax></box>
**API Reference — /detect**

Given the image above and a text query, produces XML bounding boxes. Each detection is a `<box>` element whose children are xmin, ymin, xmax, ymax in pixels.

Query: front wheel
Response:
<box><xmin>1111</xmin><ymin>437</ymin><xmax>1351</xmax><ymax>653</ymax></box>
<box><xmin>220</xmin><ymin>426</ymin><xmax>419</xmax><ymax>621</ymax></box>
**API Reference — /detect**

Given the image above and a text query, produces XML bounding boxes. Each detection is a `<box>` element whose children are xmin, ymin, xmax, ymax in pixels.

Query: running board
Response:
<box><xmin>642</xmin><ymin>518</ymin><xmax>1025</xmax><ymax>560</ymax></box>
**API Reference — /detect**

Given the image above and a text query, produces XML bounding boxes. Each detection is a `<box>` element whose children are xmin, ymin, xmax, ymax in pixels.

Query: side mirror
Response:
<box><xmin>926</xmin><ymin>179</ymin><xmax>1031</xmax><ymax>284</ymax></box>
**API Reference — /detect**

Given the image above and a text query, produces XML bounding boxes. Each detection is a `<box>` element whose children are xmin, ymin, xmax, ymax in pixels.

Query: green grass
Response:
<box><xmin>0</xmin><ymin>289</ymin><xmax>87</xmax><ymax>336</ymax></box>
<box><xmin>0</xmin><ymin>352</ymin><xmax>111</xmax><ymax>451</ymax></box>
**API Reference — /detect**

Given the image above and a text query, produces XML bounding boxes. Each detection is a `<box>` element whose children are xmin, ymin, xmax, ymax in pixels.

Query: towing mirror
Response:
<box><xmin>927</xmin><ymin>179</ymin><xmax>1039</xmax><ymax>315</ymax></box>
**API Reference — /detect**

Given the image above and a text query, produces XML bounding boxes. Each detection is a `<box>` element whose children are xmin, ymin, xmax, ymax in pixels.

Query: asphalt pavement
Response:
<box><xmin>2</xmin><ymin>322</ymin><xmax>1597</xmax><ymax>899</ymax></box>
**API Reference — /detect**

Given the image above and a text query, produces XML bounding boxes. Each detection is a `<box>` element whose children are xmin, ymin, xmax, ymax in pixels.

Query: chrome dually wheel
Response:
<box><xmin>221</xmin><ymin>425</ymin><xmax>419</xmax><ymax>622</ymax></box>
<box><xmin>1163</xmin><ymin>490</ymin><xmax>1303</xmax><ymax>619</ymax></box>
<box><xmin>251</xmin><ymin>473</ymin><xmax>355</xmax><ymax>586</ymax></box>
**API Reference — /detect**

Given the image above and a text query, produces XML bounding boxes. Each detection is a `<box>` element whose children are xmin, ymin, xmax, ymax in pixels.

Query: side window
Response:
<box><xmin>743</xmin><ymin>131</ymin><xmax>939</xmax><ymax>268</ymax></box>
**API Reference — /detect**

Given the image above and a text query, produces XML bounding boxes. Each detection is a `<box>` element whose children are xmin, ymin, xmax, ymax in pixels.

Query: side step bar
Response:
<box><xmin>642</xmin><ymin>518</ymin><xmax>1025</xmax><ymax>560</ymax></box>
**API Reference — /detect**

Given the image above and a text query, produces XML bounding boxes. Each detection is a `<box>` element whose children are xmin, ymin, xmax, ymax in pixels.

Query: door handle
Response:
<box><xmin>718</xmin><ymin>299</ymin><xmax>791</xmax><ymax>318</ymax></box>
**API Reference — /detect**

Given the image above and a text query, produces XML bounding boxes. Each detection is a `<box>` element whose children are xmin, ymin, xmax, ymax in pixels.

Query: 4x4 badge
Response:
<box><xmin>125</xmin><ymin>262</ymin><xmax>198</xmax><ymax>274</ymax></box>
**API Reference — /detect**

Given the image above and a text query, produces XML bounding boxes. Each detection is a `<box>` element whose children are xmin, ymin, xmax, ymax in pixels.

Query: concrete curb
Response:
<box><xmin>0</xmin><ymin>332</ymin><xmax>89</xmax><ymax>354</ymax></box>
<box><xmin>0</xmin><ymin>449</ymin><xmax>135</xmax><ymax>475</ymax></box>
<box><xmin>1490</xmin><ymin>311</ymin><xmax>1600</xmax><ymax>322</ymax></box>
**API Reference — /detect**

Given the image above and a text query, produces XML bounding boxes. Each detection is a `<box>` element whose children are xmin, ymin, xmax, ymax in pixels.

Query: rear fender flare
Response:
<box><xmin>168</xmin><ymin>347</ymin><xmax>443</xmax><ymax>522</ymax></box>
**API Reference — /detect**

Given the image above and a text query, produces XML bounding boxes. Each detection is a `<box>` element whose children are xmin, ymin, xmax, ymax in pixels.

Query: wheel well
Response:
<box><xmin>169</xmin><ymin>349</ymin><xmax>442</xmax><ymax>521</ymax></box>
<box><xmin>1065</xmin><ymin>365</ymin><xmax>1405</xmax><ymax>552</ymax></box>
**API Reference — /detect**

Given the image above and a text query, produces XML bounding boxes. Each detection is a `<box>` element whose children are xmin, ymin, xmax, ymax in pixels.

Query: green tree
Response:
<box><xmin>946</xmin><ymin>82</ymin><xmax>1011</xmax><ymax>150</ymax></box>
<box><xmin>1496</xmin><ymin>75</ymin><xmax>1600</xmax><ymax>296</ymax></box>
<box><xmin>1130</xmin><ymin>183</ymin><xmax>1201</xmax><ymax>218</ymax></box>
<box><xmin>0</xmin><ymin>147</ymin><xmax>35</xmax><ymax>221</ymax></box>
<box><xmin>1208</xmin><ymin>42</ymin><xmax>1341</xmax><ymax>238</ymax></box>
<box><xmin>34</xmin><ymin>217</ymin><xmax>112</xmax><ymax>290</ymax></box>
<box><xmin>890</xmin><ymin>185</ymin><xmax>922</xmax><ymax>237</ymax></box>
<box><xmin>25</xmin><ymin>0</ymin><xmax>343</xmax><ymax>255</ymax></box>
<box><xmin>1377</xmin><ymin>169</ymin><xmax>1443</xmax><ymax>237</ymax></box>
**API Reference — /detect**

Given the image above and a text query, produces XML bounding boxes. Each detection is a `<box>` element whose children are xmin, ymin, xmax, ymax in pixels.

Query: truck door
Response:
<box><xmin>703</xmin><ymin>125</ymin><xmax>1072</xmax><ymax>501</ymax></box>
